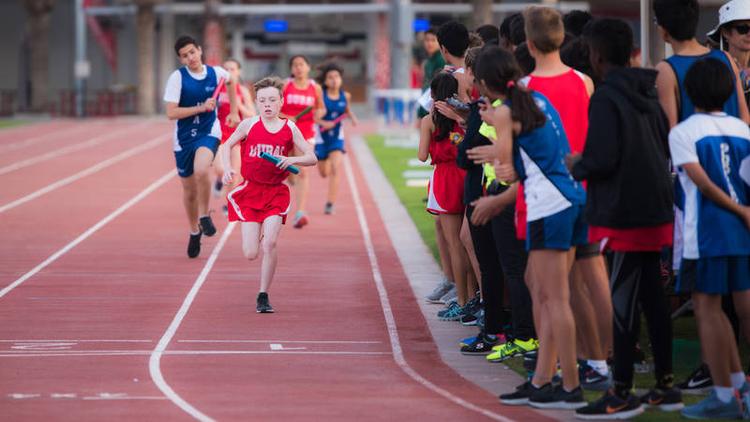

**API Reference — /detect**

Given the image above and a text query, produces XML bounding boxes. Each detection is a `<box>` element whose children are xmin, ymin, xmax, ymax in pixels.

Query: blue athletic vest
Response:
<box><xmin>321</xmin><ymin>89</ymin><xmax>347</xmax><ymax>143</ymax></box>
<box><xmin>666</xmin><ymin>50</ymin><xmax>740</xmax><ymax>123</ymax></box>
<box><xmin>177</xmin><ymin>66</ymin><xmax>219</xmax><ymax>144</ymax></box>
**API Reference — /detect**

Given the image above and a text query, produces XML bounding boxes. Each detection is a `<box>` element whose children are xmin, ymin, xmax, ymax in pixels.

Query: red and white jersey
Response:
<box><xmin>281</xmin><ymin>79</ymin><xmax>320</xmax><ymax>140</ymax></box>
<box><xmin>238</xmin><ymin>117</ymin><xmax>297</xmax><ymax>185</ymax></box>
<box><xmin>217</xmin><ymin>83</ymin><xmax>246</xmax><ymax>143</ymax></box>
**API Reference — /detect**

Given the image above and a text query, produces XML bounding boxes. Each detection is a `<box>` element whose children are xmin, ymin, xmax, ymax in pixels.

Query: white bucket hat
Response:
<box><xmin>707</xmin><ymin>0</ymin><xmax>750</xmax><ymax>42</ymax></box>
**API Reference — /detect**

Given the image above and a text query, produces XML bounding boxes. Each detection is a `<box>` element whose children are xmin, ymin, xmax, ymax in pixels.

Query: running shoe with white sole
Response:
<box><xmin>576</xmin><ymin>390</ymin><xmax>644</xmax><ymax>420</ymax></box>
<box><xmin>487</xmin><ymin>338</ymin><xmax>539</xmax><ymax>362</ymax></box>
<box><xmin>438</xmin><ymin>302</ymin><xmax>465</xmax><ymax>321</ymax></box>
<box><xmin>256</xmin><ymin>292</ymin><xmax>274</xmax><ymax>313</ymax></box>
<box><xmin>677</xmin><ymin>363</ymin><xmax>713</xmax><ymax>395</ymax></box>
<box><xmin>529</xmin><ymin>383</ymin><xmax>587</xmax><ymax>410</ymax></box>
<box><xmin>681</xmin><ymin>389</ymin><xmax>741</xmax><ymax>419</ymax></box>
<box><xmin>461</xmin><ymin>333</ymin><xmax>499</xmax><ymax>355</ymax></box>
<box><xmin>425</xmin><ymin>280</ymin><xmax>454</xmax><ymax>304</ymax></box>
<box><xmin>499</xmin><ymin>381</ymin><xmax>540</xmax><ymax>405</ymax></box>
<box><xmin>640</xmin><ymin>387</ymin><xmax>684</xmax><ymax>412</ymax></box>
<box><xmin>438</xmin><ymin>285</ymin><xmax>457</xmax><ymax>304</ymax></box>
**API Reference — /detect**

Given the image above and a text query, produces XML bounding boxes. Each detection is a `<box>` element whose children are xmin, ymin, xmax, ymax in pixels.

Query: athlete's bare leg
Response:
<box><xmin>259</xmin><ymin>215</ymin><xmax>283</xmax><ymax>292</ymax></box>
<box><xmin>193</xmin><ymin>147</ymin><xmax>215</xmax><ymax>218</ymax></box>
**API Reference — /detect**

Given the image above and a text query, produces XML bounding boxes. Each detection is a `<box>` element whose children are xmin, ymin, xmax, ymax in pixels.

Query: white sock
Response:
<box><xmin>588</xmin><ymin>360</ymin><xmax>609</xmax><ymax>375</ymax></box>
<box><xmin>731</xmin><ymin>372</ymin><xmax>746</xmax><ymax>390</ymax></box>
<box><xmin>190</xmin><ymin>230</ymin><xmax>200</xmax><ymax>236</ymax></box>
<box><xmin>199</xmin><ymin>214</ymin><xmax>208</xmax><ymax>219</ymax></box>
<box><xmin>714</xmin><ymin>386</ymin><xmax>735</xmax><ymax>403</ymax></box>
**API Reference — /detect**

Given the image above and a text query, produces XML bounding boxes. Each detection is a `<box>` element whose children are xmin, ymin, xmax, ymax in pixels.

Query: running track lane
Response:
<box><xmin>0</xmin><ymin>120</ymin><xmax>554</xmax><ymax>421</ymax></box>
<box><xmin>154</xmin><ymin>137</ymin><xmax>553</xmax><ymax>421</ymax></box>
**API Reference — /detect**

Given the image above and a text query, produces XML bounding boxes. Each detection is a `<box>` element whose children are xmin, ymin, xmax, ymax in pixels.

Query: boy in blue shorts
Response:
<box><xmin>670</xmin><ymin>58</ymin><xmax>750</xmax><ymax>420</ymax></box>
<box><xmin>163</xmin><ymin>35</ymin><xmax>239</xmax><ymax>258</ymax></box>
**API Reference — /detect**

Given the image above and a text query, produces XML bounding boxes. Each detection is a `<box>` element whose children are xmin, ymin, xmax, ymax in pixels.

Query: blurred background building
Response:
<box><xmin>0</xmin><ymin>0</ymin><xmax>728</xmax><ymax>117</ymax></box>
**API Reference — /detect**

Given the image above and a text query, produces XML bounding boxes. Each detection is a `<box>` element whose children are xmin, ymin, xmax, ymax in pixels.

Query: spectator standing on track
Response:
<box><xmin>163</xmin><ymin>35</ymin><xmax>240</xmax><ymax>258</ymax></box>
<box><xmin>418</xmin><ymin>72</ymin><xmax>473</xmax><ymax>322</ymax></box>
<box><xmin>569</xmin><ymin>18</ymin><xmax>680</xmax><ymax>420</ymax></box>
<box><xmin>668</xmin><ymin>58</ymin><xmax>750</xmax><ymax>420</ymax></box>
<box><xmin>469</xmin><ymin>47</ymin><xmax>587</xmax><ymax>410</ymax></box>
<box><xmin>222</xmin><ymin>77</ymin><xmax>317</xmax><ymax>314</ymax></box>
<box><xmin>280</xmin><ymin>55</ymin><xmax>326</xmax><ymax>230</ymax></box>
<box><xmin>214</xmin><ymin>58</ymin><xmax>256</xmax><ymax>216</ymax></box>
<box><xmin>314</xmin><ymin>62</ymin><xmax>359</xmax><ymax>216</ymax></box>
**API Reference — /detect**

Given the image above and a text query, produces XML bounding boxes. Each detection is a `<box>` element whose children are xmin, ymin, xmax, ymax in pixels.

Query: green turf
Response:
<box><xmin>364</xmin><ymin>132</ymin><xmax>742</xmax><ymax>421</ymax></box>
<box><xmin>0</xmin><ymin>120</ymin><xmax>28</xmax><ymax>129</ymax></box>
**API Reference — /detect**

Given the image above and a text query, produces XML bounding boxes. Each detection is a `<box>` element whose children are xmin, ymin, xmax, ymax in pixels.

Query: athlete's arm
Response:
<box><xmin>682</xmin><ymin>162</ymin><xmax>750</xmax><ymax>228</ymax></box>
<box><xmin>344</xmin><ymin>91</ymin><xmax>359</xmax><ymax>126</ymax></box>
<box><xmin>165</xmin><ymin>101</ymin><xmax>214</xmax><ymax>120</ymax></box>
<box><xmin>725</xmin><ymin>51</ymin><xmax>750</xmax><ymax>124</ymax></box>
<box><xmin>313</xmin><ymin>84</ymin><xmax>327</xmax><ymax>125</ymax></box>
<box><xmin>418</xmin><ymin>115</ymin><xmax>433</xmax><ymax>162</ymax></box>
<box><xmin>238</xmin><ymin>84</ymin><xmax>256</xmax><ymax>117</ymax></box>
<box><xmin>221</xmin><ymin>118</ymin><xmax>254</xmax><ymax>184</ymax></box>
<box><xmin>218</xmin><ymin>67</ymin><xmax>241</xmax><ymax>128</ymax></box>
<box><xmin>582</xmin><ymin>73</ymin><xmax>595</xmax><ymax>98</ymax></box>
<box><xmin>284</xmin><ymin>121</ymin><xmax>318</xmax><ymax>169</ymax></box>
<box><xmin>655</xmin><ymin>61</ymin><xmax>679</xmax><ymax>128</ymax></box>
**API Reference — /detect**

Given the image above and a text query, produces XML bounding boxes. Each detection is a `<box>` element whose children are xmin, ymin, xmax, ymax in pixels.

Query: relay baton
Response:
<box><xmin>294</xmin><ymin>105</ymin><xmax>313</xmax><ymax>120</ymax></box>
<box><xmin>320</xmin><ymin>114</ymin><xmax>347</xmax><ymax>133</ymax></box>
<box><xmin>259</xmin><ymin>151</ymin><xmax>300</xmax><ymax>174</ymax></box>
<box><xmin>211</xmin><ymin>78</ymin><xmax>226</xmax><ymax>101</ymax></box>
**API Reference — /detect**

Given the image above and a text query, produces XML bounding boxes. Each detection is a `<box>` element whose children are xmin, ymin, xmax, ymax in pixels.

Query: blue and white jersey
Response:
<box><xmin>665</xmin><ymin>50</ymin><xmax>740</xmax><ymax>123</ymax></box>
<box><xmin>512</xmin><ymin>92</ymin><xmax>586</xmax><ymax>222</ymax></box>
<box><xmin>163</xmin><ymin>65</ymin><xmax>230</xmax><ymax>151</ymax></box>
<box><xmin>320</xmin><ymin>89</ymin><xmax>347</xmax><ymax>143</ymax></box>
<box><xmin>669</xmin><ymin>112</ymin><xmax>750</xmax><ymax>259</ymax></box>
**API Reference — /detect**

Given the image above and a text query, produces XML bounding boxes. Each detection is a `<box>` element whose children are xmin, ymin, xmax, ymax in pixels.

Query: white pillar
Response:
<box><xmin>390</xmin><ymin>0</ymin><xmax>413</xmax><ymax>90</ymax></box>
<box><xmin>158</xmin><ymin>11</ymin><xmax>175</xmax><ymax>113</ymax></box>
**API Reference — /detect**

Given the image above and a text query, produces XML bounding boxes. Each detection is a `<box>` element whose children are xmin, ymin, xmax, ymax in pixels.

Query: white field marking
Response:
<box><xmin>405</xmin><ymin>179</ymin><xmax>429</xmax><ymax>188</ymax></box>
<box><xmin>0</xmin><ymin>170</ymin><xmax>175</xmax><ymax>300</ymax></box>
<box><xmin>0</xmin><ymin>350</ymin><xmax>392</xmax><ymax>358</ymax></box>
<box><xmin>343</xmin><ymin>154</ymin><xmax>516</xmax><ymax>422</ymax></box>
<box><xmin>269</xmin><ymin>344</ymin><xmax>306</xmax><ymax>351</ymax></box>
<box><xmin>0</xmin><ymin>133</ymin><xmax>170</xmax><ymax>214</ymax></box>
<box><xmin>0</xmin><ymin>340</ymin><xmax>151</xmax><ymax>343</ymax></box>
<box><xmin>0</xmin><ymin>122</ymin><xmax>97</xmax><ymax>153</ymax></box>
<box><xmin>0</xmin><ymin>122</ymin><xmax>149</xmax><ymax>176</ymax></box>
<box><xmin>177</xmin><ymin>340</ymin><xmax>381</xmax><ymax>344</ymax></box>
<box><xmin>11</xmin><ymin>342</ymin><xmax>76</xmax><ymax>350</ymax></box>
<box><xmin>149</xmin><ymin>223</ymin><xmax>236</xmax><ymax>422</ymax></box>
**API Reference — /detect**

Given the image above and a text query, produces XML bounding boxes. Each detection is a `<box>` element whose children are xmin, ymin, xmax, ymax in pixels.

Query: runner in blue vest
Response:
<box><xmin>163</xmin><ymin>35</ymin><xmax>240</xmax><ymax>258</ymax></box>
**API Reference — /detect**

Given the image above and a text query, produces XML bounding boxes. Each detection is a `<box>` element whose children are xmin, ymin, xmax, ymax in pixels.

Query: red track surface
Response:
<box><xmin>0</xmin><ymin>118</ymin><xmax>553</xmax><ymax>421</ymax></box>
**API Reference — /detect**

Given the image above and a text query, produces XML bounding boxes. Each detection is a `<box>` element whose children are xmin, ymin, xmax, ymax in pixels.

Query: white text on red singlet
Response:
<box><xmin>285</xmin><ymin>94</ymin><xmax>314</xmax><ymax>106</ymax></box>
<box><xmin>249</xmin><ymin>144</ymin><xmax>287</xmax><ymax>157</ymax></box>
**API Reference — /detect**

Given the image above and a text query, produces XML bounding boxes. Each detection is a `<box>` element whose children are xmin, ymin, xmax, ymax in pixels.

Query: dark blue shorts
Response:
<box><xmin>174</xmin><ymin>136</ymin><xmax>219</xmax><ymax>178</ymax></box>
<box><xmin>527</xmin><ymin>204</ymin><xmax>588</xmax><ymax>251</ymax></box>
<box><xmin>314</xmin><ymin>131</ymin><xmax>345</xmax><ymax>161</ymax></box>
<box><xmin>677</xmin><ymin>256</ymin><xmax>750</xmax><ymax>295</ymax></box>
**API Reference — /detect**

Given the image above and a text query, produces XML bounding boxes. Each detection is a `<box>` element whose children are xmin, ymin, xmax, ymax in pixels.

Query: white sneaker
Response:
<box><xmin>438</xmin><ymin>285</ymin><xmax>457</xmax><ymax>304</ymax></box>
<box><xmin>425</xmin><ymin>280</ymin><xmax>453</xmax><ymax>303</ymax></box>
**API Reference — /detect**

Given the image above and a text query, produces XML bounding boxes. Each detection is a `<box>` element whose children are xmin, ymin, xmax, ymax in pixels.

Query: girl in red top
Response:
<box><xmin>280</xmin><ymin>55</ymin><xmax>326</xmax><ymax>229</ymax></box>
<box><xmin>215</xmin><ymin>58</ymin><xmax>256</xmax><ymax>213</ymax></box>
<box><xmin>222</xmin><ymin>77</ymin><xmax>317</xmax><ymax>313</ymax></box>
<box><xmin>418</xmin><ymin>73</ymin><xmax>472</xmax><ymax>315</ymax></box>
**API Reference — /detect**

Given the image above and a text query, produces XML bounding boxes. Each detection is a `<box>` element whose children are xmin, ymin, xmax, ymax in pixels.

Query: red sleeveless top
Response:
<box><xmin>525</xmin><ymin>69</ymin><xmax>589</xmax><ymax>154</ymax></box>
<box><xmin>429</xmin><ymin>123</ymin><xmax>465</xmax><ymax>165</ymax></box>
<box><xmin>281</xmin><ymin>79</ymin><xmax>318</xmax><ymax>140</ymax></box>
<box><xmin>240</xmin><ymin>118</ymin><xmax>296</xmax><ymax>185</ymax></box>
<box><xmin>217</xmin><ymin>83</ymin><xmax>246</xmax><ymax>142</ymax></box>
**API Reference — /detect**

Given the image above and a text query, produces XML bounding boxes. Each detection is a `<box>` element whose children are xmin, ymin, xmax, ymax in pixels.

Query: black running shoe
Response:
<box><xmin>677</xmin><ymin>363</ymin><xmax>713</xmax><ymax>394</ymax></box>
<box><xmin>460</xmin><ymin>333</ymin><xmax>498</xmax><ymax>355</ymax></box>
<box><xmin>256</xmin><ymin>292</ymin><xmax>274</xmax><ymax>313</ymax></box>
<box><xmin>499</xmin><ymin>381</ymin><xmax>539</xmax><ymax>405</ymax></box>
<box><xmin>187</xmin><ymin>231</ymin><xmax>202</xmax><ymax>258</ymax></box>
<box><xmin>199</xmin><ymin>215</ymin><xmax>217</xmax><ymax>237</ymax></box>
<box><xmin>640</xmin><ymin>387</ymin><xmax>684</xmax><ymax>411</ymax></box>
<box><xmin>576</xmin><ymin>390</ymin><xmax>644</xmax><ymax>420</ymax></box>
<box><xmin>580</xmin><ymin>366</ymin><xmax>612</xmax><ymax>391</ymax></box>
<box><xmin>529</xmin><ymin>383</ymin><xmax>587</xmax><ymax>410</ymax></box>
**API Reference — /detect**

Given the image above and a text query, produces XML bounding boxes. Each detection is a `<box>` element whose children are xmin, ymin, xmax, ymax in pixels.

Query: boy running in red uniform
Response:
<box><xmin>222</xmin><ymin>77</ymin><xmax>318</xmax><ymax>313</ymax></box>
<box><xmin>280</xmin><ymin>55</ymin><xmax>326</xmax><ymax>229</ymax></box>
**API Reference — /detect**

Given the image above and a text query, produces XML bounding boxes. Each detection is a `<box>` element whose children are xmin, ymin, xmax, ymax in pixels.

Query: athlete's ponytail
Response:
<box><xmin>474</xmin><ymin>46</ymin><xmax>545</xmax><ymax>133</ymax></box>
<box><xmin>430</xmin><ymin>72</ymin><xmax>459</xmax><ymax>141</ymax></box>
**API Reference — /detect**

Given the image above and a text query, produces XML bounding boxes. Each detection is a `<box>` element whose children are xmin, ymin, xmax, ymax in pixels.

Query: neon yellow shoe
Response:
<box><xmin>486</xmin><ymin>338</ymin><xmax>539</xmax><ymax>363</ymax></box>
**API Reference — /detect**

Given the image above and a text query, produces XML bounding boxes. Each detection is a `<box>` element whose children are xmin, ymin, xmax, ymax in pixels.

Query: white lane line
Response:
<box><xmin>0</xmin><ymin>350</ymin><xmax>392</xmax><ymax>358</ymax></box>
<box><xmin>0</xmin><ymin>133</ymin><xmax>169</xmax><ymax>214</ymax></box>
<box><xmin>0</xmin><ymin>170</ymin><xmax>176</xmax><ymax>300</ymax></box>
<box><xmin>0</xmin><ymin>123</ymin><xmax>92</xmax><ymax>153</ymax></box>
<box><xmin>0</xmin><ymin>123</ymin><xmax>149</xmax><ymax>176</ymax></box>
<box><xmin>343</xmin><ymin>153</ymin><xmax>515</xmax><ymax>422</ymax></box>
<box><xmin>0</xmin><ymin>340</ymin><xmax>152</xmax><ymax>343</ymax></box>
<box><xmin>149</xmin><ymin>223</ymin><xmax>236</xmax><ymax>422</ymax></box>
<box><xmin>177</xmin><ymin>340</ymin><xmax>382</xmax><ymax>344</ymax></box>
<box><xmin>82</xmin><ymin>396</ymin><xmax>167</xmax><ymax>401</ymax></box>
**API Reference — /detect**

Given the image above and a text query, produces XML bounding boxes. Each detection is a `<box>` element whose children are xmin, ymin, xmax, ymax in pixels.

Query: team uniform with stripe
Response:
<box><xmin>226</xmin><ymin>117</ymin><xmax>297</xmax><ymax>224</ymax></box>
<box><xmin>669</xmin><ymin>112</ymin><xmax>750</xmax><ymax>294</ymax></box>
<box><xmin>315</xmin><ymin>89</ymin><xmax>347</xmax><ymax>160</ymax></box>
<box><xmin>426</xmin><ymin>123</ymin><xmax>466</xmax><ymax>215</ymax></box>
<box><xmin>511</xmin><ymin>93</ymin><xmax>587</xmax><ymax>251</ymax></box>
<box><xmin>163</xmin><ymin>65</ymin><xmax>230</xmax><ymax>177</ymax></box>
<box><xmin>217</xmin><ymin>82</ymin><xmax>247</xmax><ymax>143</ymax></box>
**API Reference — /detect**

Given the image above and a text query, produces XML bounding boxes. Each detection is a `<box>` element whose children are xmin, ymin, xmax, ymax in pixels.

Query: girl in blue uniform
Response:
<box><xmin>314</xmin><ymin>62</ymin><xmax>358</xmax><ymax>215</ymax></box>
<box><xmin>468</xmin><ymin>47</ymin><xmax>587</xmax><ymax>409</ymax></box>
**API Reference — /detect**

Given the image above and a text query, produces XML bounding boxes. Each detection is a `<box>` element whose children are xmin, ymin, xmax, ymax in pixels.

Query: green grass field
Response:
<box><xmin>364</xmin><ymin>133</ymin><xmax>738</xmax><ymax>421</ymax></box>
<box><xmin>0</xmin><ymin>120</ymin><xmax>28</xmax><ymax>129</ymax></box>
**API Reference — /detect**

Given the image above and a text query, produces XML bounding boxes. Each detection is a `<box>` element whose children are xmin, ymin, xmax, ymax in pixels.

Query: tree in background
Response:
<box><xmin>24</xmin><ymin>0</ymin><xmax>56</xmax><ymax>112</ymax></box>
<box><xmin>471</xmin><ymin>0</ymin><xmax>493</xmax><ymax>29</ymax></box>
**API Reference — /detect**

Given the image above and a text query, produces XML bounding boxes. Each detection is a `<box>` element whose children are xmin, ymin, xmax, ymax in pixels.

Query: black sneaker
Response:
<box><xmin>580</xmin><ymin>366</ymin><xmax>612</xmax><ymax>391</ymax></box>
<box><xmin>575</xmin><ymin>390</ymin><xmax>644</xmax><ymax>420</ymax></box>
<box><xmin>499</xmin><ymin>381</ymin><xmax>539</xmax><ymax>405</ymax></box>
<box><xmin>677</xmin><ymin>363</ymin><xmax>713</xmax><ymax>394</ymax></box>
<box><xmin>256</xmin><ymin>292</ymin><xmax>274</xmax><ymax>313</ymax></box>
<box><xmin>187</xmin><ymin>231</ymin><xmax>202</xmax><ymax>258</ymax></box>
<box><xmin>460</xmin><ymin>309</ymin><xmax>480</xmax><ymax>326</ymax></box>
<box><xmin>199</xmin><ymin>215</ymin><xmax>217</xmax><ymax>237</ymax></box>
<box><xmin>460</xmin><ymin>332</ymin><xmax>498</xmax><ymax>355</ymax></box>
<box><xmin>640</xmin><ymin>387</ymin><xmax>684</xmax><ymax>411</ymax></box>
<box><xmin>529</xmin><ymin>383</ymin><xmax>587</xmax><ymax>410</ymax></box>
